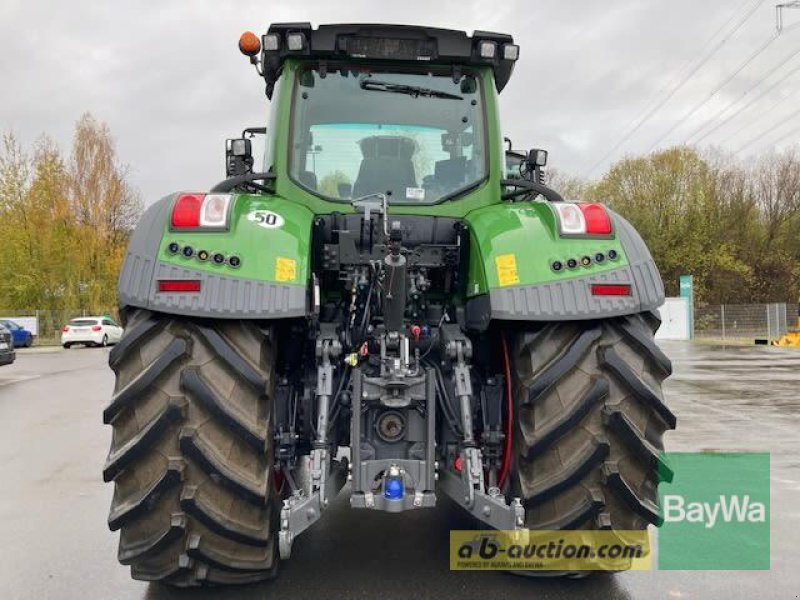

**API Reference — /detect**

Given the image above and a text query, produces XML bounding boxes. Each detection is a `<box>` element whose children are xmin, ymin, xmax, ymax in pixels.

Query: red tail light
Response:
<box><xmin>554</xmin><ymin>202</ymin><xmax>614</xmax><ymax>236</ymax></box>
<box><xmin>62</xmin><ymin>326</ymin><xmax>69</xmax><ymax>332</ymax></box>
<box><xmin>158</xmin><ymin>279</ymin><xmax>202</xmax><ymax>293</ymax></box>
<box><xmin>591</xmin><ymin>284</ymin><xmax>631</xmax><ymax>296</ymax></box>
<box><xmin>579</xmin><ymin>203</ymin><xmax>612</xmax><ymax>235</ymax></box>
<box><xmin>170</xmin><ymin>193</ymin><xmax>232</xmax><ymax>230</ymax></box>
<box><xmin>171</xmin><ymin>194</ymin><xmax>204</xmax><ymax>228</ymax></box>
<box><xmin>91</xmin><ymin>325</ymin><xmax>102</xmax><ymax>331</ymax></box>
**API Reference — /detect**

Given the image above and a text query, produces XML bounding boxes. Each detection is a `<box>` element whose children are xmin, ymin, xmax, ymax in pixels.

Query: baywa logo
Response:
<box><xmin>663</xmin><ymin>494</ymin><xmax>766</xmax><ymax>529</ymax></box>
<box><xmin>658</xmin><ymin>452</ymin><xmax>770</xmax><ymax>570</ymax></box>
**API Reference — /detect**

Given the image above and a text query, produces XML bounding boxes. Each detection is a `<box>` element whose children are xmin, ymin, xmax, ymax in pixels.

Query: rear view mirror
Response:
<box><xmin>527</xmin><ymin>148</ymin><xmax>548</xmax><ymax>167</ymax></box>
<box><xmin>226</xmin><ymin>138</ymin><xmax>254</xmax><ymax>177</ymax></box>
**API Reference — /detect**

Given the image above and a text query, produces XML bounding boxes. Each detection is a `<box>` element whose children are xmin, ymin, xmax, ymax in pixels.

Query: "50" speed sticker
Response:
<box><xmin>247</xmin><ymin>210</ymin><xmax>285</xmax><ymax>229</ymax></box>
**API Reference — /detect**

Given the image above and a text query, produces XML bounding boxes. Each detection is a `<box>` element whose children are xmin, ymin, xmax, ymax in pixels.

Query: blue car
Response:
<box><xmin>0</xmin><ymin>319</ymin><xmax>33</xmax><ymax>347</ymax></box>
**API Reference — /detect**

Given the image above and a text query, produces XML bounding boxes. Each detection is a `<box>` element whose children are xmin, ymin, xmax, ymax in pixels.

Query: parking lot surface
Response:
<box><xmin>0</xmin><ymin>342</ymin><xmax>798</xmax><ymax>599</ymax></box>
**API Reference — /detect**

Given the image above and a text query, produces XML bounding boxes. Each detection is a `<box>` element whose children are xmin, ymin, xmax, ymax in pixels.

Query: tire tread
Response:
<box><xmin>104</xmin><ymin>310</ymin><xmax>279</xmax><ymax>586</ymax></box>
<box><xmin>511</xmin><ymin>311</ymin><xmax>674</xmax><ymax>573</ymax></box>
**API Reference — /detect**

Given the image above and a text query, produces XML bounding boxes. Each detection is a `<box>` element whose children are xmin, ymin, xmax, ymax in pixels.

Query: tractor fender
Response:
<box><xmin>464</xmin><ymin>203</ymin><xmax>664</xmax><ymax>329</ymax></box>
<box><xmin>117</xmin><ymin>193</ymin><xmax>311</xmax><ymax>319</ymax></box>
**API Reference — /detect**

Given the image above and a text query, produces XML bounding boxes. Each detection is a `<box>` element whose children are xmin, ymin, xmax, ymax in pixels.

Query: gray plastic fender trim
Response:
<box><xmin>466</xmin><ymin>211</ymin><xmax>665</xmax><ymax>326</ymax></box>
<box><xmin>485</xmin><ymin>263</ymin><xmax>657</xmax><ymax>321</ymax></box>
<box><xmin>145</xmin><ymin>261</ymin><xmax>307</xmax><ymax>319</ymax></box>
<box><xmin>117</xmin><ymin>194</ymin><xmax>307</xmax><ymax>319</ymax></box>
<box><xmin>117</xmin><ymin>195</ymin><xmax>175</xmax><ymax>311</ymax></box>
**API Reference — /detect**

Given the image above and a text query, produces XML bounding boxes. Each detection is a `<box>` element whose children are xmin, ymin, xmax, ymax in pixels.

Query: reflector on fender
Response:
<box><xmin>158</xmin><ymin>280</ymin><xmax>202</xmax><ymax>293</ymax></box>
<box><xmin>200</xmin><ymin>194</ymin><xmax>231</xmax><ymax>227</ymax></box>
<box><xmin>553</xmin><ymin>203</ymin><xmax>586</xmax><ymax>235</ymax></box>
<box><xmin>591</xmin><ymin>284</ymin><xmax>631</xmax><ymax>296</ymax></box>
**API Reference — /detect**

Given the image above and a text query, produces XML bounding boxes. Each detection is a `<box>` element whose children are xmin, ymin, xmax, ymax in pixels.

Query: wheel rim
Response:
<box><xmin>102</xmin><ymin>335</ymin><xmax>108</xmax><ymax>347</ymax></box>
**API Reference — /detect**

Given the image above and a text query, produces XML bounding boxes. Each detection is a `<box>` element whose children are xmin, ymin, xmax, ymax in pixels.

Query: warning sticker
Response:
<box><xmin>406</xmin><ymin>187</ymin><xmax>426</xmax><ymax>201</ymax></box>
<box><xmin>275</xmin><ymin>257</ymin><xmax>297</xmax><ymax>283</ymax></box>
<box><xmin>495</xmin><ymin>254</ymin><xmax>520</xmax><ymax>287</ymax></box>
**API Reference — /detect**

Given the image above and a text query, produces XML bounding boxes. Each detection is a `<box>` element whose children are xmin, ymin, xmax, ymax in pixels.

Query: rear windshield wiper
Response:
<box><xmin>359</xmin><ymin>79</ymin><xmax>463</xmax><ymax>100</ymax></box>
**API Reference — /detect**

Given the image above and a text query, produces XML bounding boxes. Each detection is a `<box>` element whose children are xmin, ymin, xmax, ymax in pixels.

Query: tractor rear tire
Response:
<box><xmin>103</xmin><ymin>309</ymin><xmax>281</xmax><ymax>586</ymax></box>
<box><xmin>509</xmin><ymin>311</ymin><xmax>675</xmax><ymax>573</ymax></box>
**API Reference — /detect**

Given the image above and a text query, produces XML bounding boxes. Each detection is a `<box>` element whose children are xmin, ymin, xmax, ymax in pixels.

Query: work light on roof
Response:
<box><xmin>502</xmin><ymin>43</ymin><xmax>520</xmax><ymax>61</ymax></box>
<box><xmin>478</xmin><ymin>40</ymin><xmax>497</xmax><ymax>59</ymax></box>
<box><xmin>287</xmin><ymin>32</ymin><xmax>306</xmax><ymax>51</ymax></box>
<box><xmin>248</xmin><ymin>24</ymin><xmax>520</xmax><ymax>97</ymax></box>
<box><xmin>263</xmin><ymin>33</ymin><xmax>280</xmax><ymax>51</ymax></box>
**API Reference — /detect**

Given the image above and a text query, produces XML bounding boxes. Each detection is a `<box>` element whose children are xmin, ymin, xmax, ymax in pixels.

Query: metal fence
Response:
<box><xmin>695</xmin><ymin>303</ymin><xmax>791</xmax><ymax>342</ymax></box>
<box><xmin>0</xmin><ymin>309</ymin><xmax>119</xmax><ymax>346</ymax></box>
<box><xmin>2</xmin><ymin>305</ymin><xmax>796</xmax><ymax>346</ymax></box>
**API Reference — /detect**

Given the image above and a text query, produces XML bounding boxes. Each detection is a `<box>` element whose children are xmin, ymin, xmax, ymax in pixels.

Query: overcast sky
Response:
<box><xmin>2</xmin><ymin>0</ymin><xmax>800</xmax><ymax>203</ymax></box>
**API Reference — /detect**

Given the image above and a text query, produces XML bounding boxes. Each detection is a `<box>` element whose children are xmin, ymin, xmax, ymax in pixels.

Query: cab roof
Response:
<box><xmin>258</xmin><ymin>23</ymin><xmax>518</xmax><ymax>97</ymax></box>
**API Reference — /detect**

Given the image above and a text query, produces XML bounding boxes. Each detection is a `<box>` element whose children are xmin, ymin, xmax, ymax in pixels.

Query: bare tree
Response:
<box><xmin>70</xmin><ymin>113</ymin><xmax>142</xmax><ymax>243</ymax></box>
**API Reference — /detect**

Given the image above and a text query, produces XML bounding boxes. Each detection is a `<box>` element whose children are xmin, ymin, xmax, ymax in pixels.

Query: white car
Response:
<box><xmin>61</xmin><ymin>316</ymin><xmax>124</xmax><ymax>348</ymax></box>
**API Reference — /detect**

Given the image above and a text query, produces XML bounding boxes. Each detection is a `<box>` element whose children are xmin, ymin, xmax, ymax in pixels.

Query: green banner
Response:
<box><xmin>658</xmin><ymin>452</ymin><xmax>770</xmax><ymax>570</ymax></box>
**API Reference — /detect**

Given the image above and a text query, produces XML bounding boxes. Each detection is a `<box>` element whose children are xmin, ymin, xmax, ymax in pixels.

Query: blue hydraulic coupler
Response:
<box><xmin>384</xmin><ymin>465</ymin><xmax>404</xmax><ymax>500</ymax></box>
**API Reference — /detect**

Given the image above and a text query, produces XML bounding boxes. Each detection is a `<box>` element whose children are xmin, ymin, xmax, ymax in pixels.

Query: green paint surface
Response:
<box><xmin>464</xmin><ymin>202</ymin><xmax>627</xmax><ymax>295</ymax></box>
<box><xmin>158</xmin><ymin>194</ymin><xmax>313</xmax><ymax>286</ymax></box>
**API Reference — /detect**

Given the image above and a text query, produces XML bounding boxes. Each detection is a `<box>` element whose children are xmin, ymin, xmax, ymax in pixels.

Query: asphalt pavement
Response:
<box><xmin>0</xmin><ymin>341</ymin><xmax>798</xmax><ymax>600</ymax></box>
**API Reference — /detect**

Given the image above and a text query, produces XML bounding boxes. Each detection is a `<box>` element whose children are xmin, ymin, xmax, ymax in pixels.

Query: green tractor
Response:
<box><xmin>103</xmin><ymin>23</ymin><xmax>674</xmax><ymax>586</ymax></box>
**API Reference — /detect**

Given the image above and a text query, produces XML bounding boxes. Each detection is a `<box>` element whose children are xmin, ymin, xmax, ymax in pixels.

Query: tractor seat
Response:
<box><xmin>352</xmin><ymin>135</ymin><xmax>418</xmax><ymax>199</ymax></box>
<box><xmin>352</xmin><ymin>158</ymin><xmax>417</xmax><ymax>198</ymax></box>
<box><xmin>433</xmin><ymin>156</ymin><xmax>468</xmax><ymax>189</ymax></box>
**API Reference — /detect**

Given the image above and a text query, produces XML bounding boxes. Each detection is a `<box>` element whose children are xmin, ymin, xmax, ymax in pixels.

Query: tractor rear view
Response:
<box><xmin>103</xmin><ymin>23</ymin><xmax>674</xmax><ymax>585</ymax></box>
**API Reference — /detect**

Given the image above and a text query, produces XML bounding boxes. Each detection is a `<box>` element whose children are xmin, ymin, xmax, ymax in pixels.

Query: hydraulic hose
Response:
<box><xmin>498</xmin><ymin>331</ymin><xmax>514</xmax><ymax>490</ymax></box>
<box><xmin>500</xmin><ymin>178</ymin><xmax>564</xmax><ymax>203</ymax></box>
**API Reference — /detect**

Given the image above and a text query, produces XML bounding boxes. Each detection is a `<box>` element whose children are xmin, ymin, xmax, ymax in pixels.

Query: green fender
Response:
<box><xmin>117</xmin><ymin>193</ymin><xmax>312</xmax><ymax>319</ymax></box>
<box><xmin>464</xmin><ymin>202</ymin><xmax>665</xmax><ymax>329</ymax></box>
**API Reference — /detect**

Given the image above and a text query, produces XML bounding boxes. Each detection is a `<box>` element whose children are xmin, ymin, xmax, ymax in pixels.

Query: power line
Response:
<box><xmin>686</xmin><ymin>35</ymin><xmax>800</xmax><ymax>144</ymax></box>
<box><xmin>767</xmin><ymin>116</ymin><xmax>800</xmax><ymax>146</ymax></box>
<box><xmin>613</xmin><ymin>0</ymin><xmax>755</xmax><ymax>131</ymax></box>
<box><xmin>645</xmin><ymin>30</ymin><xmax>780</xmax><ymax>152</ymax></box>
<box><xmin>718</xmin><ymin>86</ymin><xmax>800</xmax><ymax>144</ymax></box>
<box><xmin>582</xmin><ymin>0</ymin><xmax>766</xmax><ymax>177</ymax></box>
<box><xmin>733</xmin><ymin>102</ymin><xmax>800</xmax><ymax>153</ymax></box>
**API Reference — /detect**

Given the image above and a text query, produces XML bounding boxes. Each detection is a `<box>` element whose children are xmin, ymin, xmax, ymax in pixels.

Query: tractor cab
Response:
<box><xmin>230</xmin><ymin>23</ymin><xmax>520</xmax><ymax>205</ymax></box>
